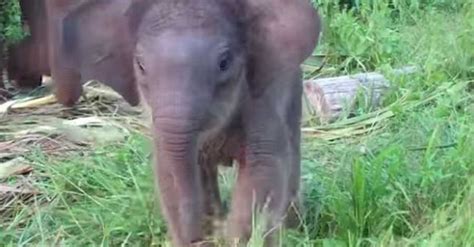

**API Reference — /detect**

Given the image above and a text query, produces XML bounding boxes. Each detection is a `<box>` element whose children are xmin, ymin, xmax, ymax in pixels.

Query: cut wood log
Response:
<box><xmin>303</xmin><ymin>72</ymin><xmax>389</xmax><ymax>123</ymax></box>
<box><xmin>303</xmin><ymin>66</ymin><xmax>417</xmax><ymax>123</ymax></box>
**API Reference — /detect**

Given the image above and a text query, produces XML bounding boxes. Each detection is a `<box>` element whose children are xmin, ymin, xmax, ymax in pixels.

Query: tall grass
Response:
<box><xmin>1</xmin><ymin>1</ymin><xmax>473</xmax><ymax>246</ymax></box>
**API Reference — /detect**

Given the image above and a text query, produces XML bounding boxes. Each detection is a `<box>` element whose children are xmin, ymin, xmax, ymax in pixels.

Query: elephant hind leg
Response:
<box><xmin>200</xmin><ymin>158</ymin><xmax>225</xmax><ymax>236</ymax></box>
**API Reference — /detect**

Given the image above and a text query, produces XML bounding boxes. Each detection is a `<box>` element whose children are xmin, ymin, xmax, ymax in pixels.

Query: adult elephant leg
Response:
<box><xmin>5</xmin><ymin>0</ymin><xmax>46</xmax><ymax>90</ymax></box>
<box><xmin>7</xmin><ymin>60</ymin><xmax>43</xmax><ymax>90</ymax></box>
<box><xmin>6</xmin><ymin>43</ymin><xmax>40</xmax><ymax>89</ymax></box>
<box><xmin>9</xmin><ymin>42</ymin><xmax>45</xmax><ymax>90</ymax></box>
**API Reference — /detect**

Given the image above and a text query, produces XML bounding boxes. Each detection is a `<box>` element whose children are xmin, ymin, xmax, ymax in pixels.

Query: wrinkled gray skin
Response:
<box><xmin>57</xmin><ymin>0</ymin><xmax>321</xmax><ymax>246</ymax></box>
<box><xmin>46</xmin><ymin>0</ymin><xmax>139</xmax><ymax>106</ymax></box>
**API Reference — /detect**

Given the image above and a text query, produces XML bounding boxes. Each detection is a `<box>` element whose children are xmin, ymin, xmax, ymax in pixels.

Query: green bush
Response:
<box><xmin>313</xmin><ymin>0</ymin><xmax>405</xmax><ymax>72</ymax></box>
<box><xmin>312</xmin><ymin>0</ymin><xmax>472</xmax><ymax>76</ymax></box>
<box><xmin>0</xmin><ymin>0</ymin><xmax>26</xmax><ymax>44</ymax></box>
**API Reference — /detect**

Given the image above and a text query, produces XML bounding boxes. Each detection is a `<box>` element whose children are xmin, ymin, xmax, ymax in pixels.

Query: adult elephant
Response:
<box><xmin>51</xmin><ymin>0</ymin><xmax>322</xmax><ymax>246</ymax></box>
<box><xmin>7</xmin><ymin>0</ymin><xmax>51</xmax><ymax>90</ymax></box>
<box><xmin>46</xmin><ymin>0</ymin><xmax>140</xmax><ymax>107</ymax></box>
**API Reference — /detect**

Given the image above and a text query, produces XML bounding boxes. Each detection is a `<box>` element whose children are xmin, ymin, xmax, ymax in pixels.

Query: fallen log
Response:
<box><xmin>303</xmin><ymin>66</ymin><xmax>417</xmax><ymax>123</ymax></box>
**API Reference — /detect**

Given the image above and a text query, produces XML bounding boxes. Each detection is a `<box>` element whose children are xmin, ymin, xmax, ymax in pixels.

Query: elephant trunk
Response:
<box><xmin>152</xmin><ymin>93</ymin><xmax>204</xmax><ymax>158</ymax></box>
<box><xmin>150</xmin><ymin>92</ymin><xmax>206</xmax><ymax>244</ymax></box>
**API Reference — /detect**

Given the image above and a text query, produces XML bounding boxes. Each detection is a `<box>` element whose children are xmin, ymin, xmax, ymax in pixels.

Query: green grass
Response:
<box><xmin>1</xmin><ymin>1</ymin><xmax>473</xmax><ymax>246</ymax></box>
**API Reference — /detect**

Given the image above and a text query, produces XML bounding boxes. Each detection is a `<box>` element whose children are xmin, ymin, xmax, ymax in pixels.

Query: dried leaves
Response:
<box><xmin>0</xmin><ymin>80</ymin><xmax>150</xmax><ymax>213</ymax></box>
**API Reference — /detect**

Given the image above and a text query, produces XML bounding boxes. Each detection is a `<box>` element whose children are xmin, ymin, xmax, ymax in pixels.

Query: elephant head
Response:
<box><xmin>133</xmin><ymin>0</ymin><xmax>247</xmax><ymax>140</ymax></box>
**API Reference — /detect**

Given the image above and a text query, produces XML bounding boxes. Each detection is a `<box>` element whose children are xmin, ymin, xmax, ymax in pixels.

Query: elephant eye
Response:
<box><xmin>218</xmin><ymin>51</ymin><xmax>233</xmax><ymax>72</ymax></box>
<box><xmin>136</xmin><ymin>58</ymin><xmax>146</xmax><ymax>75</ymax></box>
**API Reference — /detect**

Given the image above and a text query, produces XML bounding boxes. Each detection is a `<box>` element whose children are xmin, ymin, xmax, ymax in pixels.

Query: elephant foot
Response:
<box><xmin>284</xmin><ymin>199</ymin><xmax>304</xmax><ymax>229</ymax></box>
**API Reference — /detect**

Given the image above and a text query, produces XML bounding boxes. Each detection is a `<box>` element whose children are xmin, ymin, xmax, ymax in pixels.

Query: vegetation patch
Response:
<box><xmin>0</xmin><ymin>0</ymin><xmax>26</xmax><ymax>44</ymax></box>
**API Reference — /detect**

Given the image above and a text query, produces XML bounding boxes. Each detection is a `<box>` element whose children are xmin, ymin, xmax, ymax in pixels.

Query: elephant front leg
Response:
<box><xmin>227</xmin><ymin>70</ymin><xmax>305</xmax><ymax>245</ymax></box>
<box><xmin>50</xmin><ymin>67</ymin><xmax>82</xmax><ymax>107</ymax></box>
<box><xmin>155</xmin><ymin>137</ymin><xmax>206</xmax><ymax>247</ymax></box>
<box><xmin>227</xmin><ymin>135</ymin><xmax>290</xmax><ymax>246</ymax></box>
<box><xmin>226</xmin><ymin>109</ymin><xmax>294</xmax><ymax>246</ymax></box>
<box><xmin>47</xmin><ymin>19</ymin><xmax>83</xmax><ymax>107</ymax></box>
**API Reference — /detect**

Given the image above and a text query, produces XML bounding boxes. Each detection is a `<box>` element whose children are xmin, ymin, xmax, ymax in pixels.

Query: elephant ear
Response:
<box><xmin>60</xmin><ymin>0</ymin><xmax>140</xmax><ymax>106</ymax></box>
<box><xmin>243</xmin><ymin>0</ymin><xmax>321</xmax><ymax>96</ymax></box>
<box><xmin>125</xmin><ymin>0</ymin><xmax>155</xmax><ymax>41</ymax></box>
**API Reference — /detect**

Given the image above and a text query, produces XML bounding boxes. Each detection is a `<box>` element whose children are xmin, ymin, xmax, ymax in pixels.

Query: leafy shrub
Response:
<box><xmin>312</xmin><ymin>0</ymin><xmax>472</xmax><ymax>76</ymax></box>
<box><xmin>0</xmin><ymin>0</ymin><xmax>26</xmax><ymax>44</ymax></box>
<box><xmin>313</xmin><ymin>0</ymin><xmax>404</xmax><ymax>73</ymax></box>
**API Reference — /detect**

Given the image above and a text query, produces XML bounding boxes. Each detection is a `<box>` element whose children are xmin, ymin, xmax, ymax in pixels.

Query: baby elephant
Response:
<box><xmin>54</xmin><ymin>0</ymin><xmax>322</xmax><ymax>246</ymax></box>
